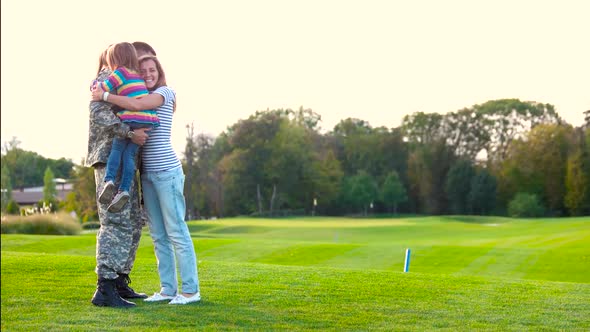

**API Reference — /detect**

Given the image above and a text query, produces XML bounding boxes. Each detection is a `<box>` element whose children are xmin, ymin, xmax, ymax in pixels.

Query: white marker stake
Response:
<box><xmin>404</xmin><ymin>248</ymin><xmax>411</xmax><ymax>272</ymax></box>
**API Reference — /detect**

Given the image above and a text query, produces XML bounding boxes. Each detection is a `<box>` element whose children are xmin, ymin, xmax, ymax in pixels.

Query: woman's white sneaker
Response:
<box><xmin>169</xmin><ymin>292</ymin><xmax>201</xmax><ymax>305</ymax></box>
<box><xmin>144</xmin><ymin>292</ymin><xmax>175</xmax><ymax>302</ymax></box>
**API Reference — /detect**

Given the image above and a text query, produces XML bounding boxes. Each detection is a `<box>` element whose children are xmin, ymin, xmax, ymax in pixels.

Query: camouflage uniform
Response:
<box><xmin>86</xmin><ymin>68</ymin><xmax>143</xmax><ymax>280</ymax></box>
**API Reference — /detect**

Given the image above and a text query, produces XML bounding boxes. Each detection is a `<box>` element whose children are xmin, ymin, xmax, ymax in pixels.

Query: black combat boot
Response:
<box><xmin>116</xmin><ymin>273</ymin><xmax>148</xmax><ymax>299</ymax></box>
<box><xmin>91</xmin><ymin>278</ymin><xmax>136</xmax><ymax>308</ymax></box>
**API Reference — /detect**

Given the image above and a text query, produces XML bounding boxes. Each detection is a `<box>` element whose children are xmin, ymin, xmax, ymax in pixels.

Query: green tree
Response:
<box><xmin>401</xmin><ymin>112</ymin><xmax>444</xmax><ymax>147</ymax></box>
<box><xmin>508</xmin><ymin>192</ymin><xmax>545</xmax><ymax>218</ymax></box>
<box><xmin>564</xmin><ymin>128</ymin><xmax>590</xmax><ymax>216</ymax></box>
<box><xmin>468</xmin><ymin>169</ymin><xmax>497</xmax><ymax>215</ymax></box>
<box><xmin>475</xmin><ymin>99</ymin><xmax>562</xmax><ymax>164</ymax></box>
<box><xmin>268</xmin><ymin>121</ymin><xmax>318</xmax><ymax>213</ymax></box>
<box><xmin>49</xmin><ymin>158</ymin><xmax>75</xmax><ymax>180</ymax></box>
<box><xmin>441</xmin><ymin>109</ymin><xmax>490</xmax><ymax>161</ymax></box>
<box><xmin>42</xmin><ymin>167</ymin><xmax>57</xmax><ymax>211</ymax></box>
<box><xmin>2</xmin><ymin>137</ymin><xmax>74</xmax><ymax>189</ymax></box>
<box><xmin>43</xmin><ymin>167</ymin><xmax>57</xmax><ymax>201</ymax></box>
<box><xmin>445</xmin><ymin>160</ymin><xmax>476</xmax><ymax>214</ymax></box>
<box><xmin>218</xmin><ymin>108</ymin><xmax>328</xmax><ymax>216</ymax></box>
<box><xmin>564</xmin><ymin>151</ymin><xmax>589</xmax><ymax>215</ymax></box>
<box><xmin>5</xmin><ymin>199</ymin><xmax>20</xmax><ymax>215</ymax></box>
<box><xmin>292</xmin><ymin>106</ymin><xmax>322</xmax><ymax>131</ymax></box>
<box><xmin>311</xmin><ymin>150</ymin><xmax>343</xmax><ymax>214</ymax></box>
<box><xmin>381</xmin><ymin>171</ymin><xmax>407</xmax><ymax>214</ymax></box>
<box><xmin>330</xmin><ymin>118</ymin><xmax>376</xmax><ymax>176</ymax></box>
<box><xmin>219</xmin><ymin>109</ymin><xmax>291</xmax><ymax>215</ymax></box>
<box><xmin>497</xmin><ymin>124</ymin><xmax>573</xmax><ymax>215</ymax></box>
<box><xmin>407</xmin><ymin>141</ymin><xmax>454</xmax><ymax>214</ymax></box>
<box><xmin>330</xmin><ymin>120</ymin><xmax>409</xmax><ymax>214</ymax></box>
<box><xmin>219</xmin><ymin>149</ymin><xmax>254</xmax><ymax>215</ymax></box>
<box><xmin>183</xmin><ymin>123</ymin><xmax>197</xmax><ymax>220</ymax></box>
<box><xmin>348</xmin><ymin>170</ymin><xmax>378</xmax><ymax>215</ymax></box>
<box><xmin>63</xmin><ymin>164</ymin><xmax>97</xmax><ymax>222</ymax></box>
<box><xmin>1</xmin><ymin>164</ymin><xmax>13</xmax><ymax>211</ymax></box>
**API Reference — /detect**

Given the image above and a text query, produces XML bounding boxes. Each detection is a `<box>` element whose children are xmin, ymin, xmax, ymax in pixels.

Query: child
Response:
<box><xmin>96</xmin><ymin>42</ymin><xmax>159</xmax><ymax>213</ymax></box>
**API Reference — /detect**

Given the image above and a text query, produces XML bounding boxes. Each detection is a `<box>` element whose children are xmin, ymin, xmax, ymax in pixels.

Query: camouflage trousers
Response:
<box><xmin>94</xmin><ymin>165</ymin><xmax>144</xmax><ymax>280</ymax></box>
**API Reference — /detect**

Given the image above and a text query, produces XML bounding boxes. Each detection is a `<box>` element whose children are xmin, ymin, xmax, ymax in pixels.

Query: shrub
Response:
<box><xmin>508</xmin><ymin>193</ymin><xmax>545</xmax><ymax>218</ymax></box>
<box><xmin>5</xmin><ymin>200</ymin><xmax>20</xmax><ymax>215</ymax></box>
<box><xmin>0</xmin><ymin>212</ymin><xmax>82</xmax><ymax>235</ymax></box>
<box><xmin>82</xmin><ymin>221</ymin><xmax>101</xmax><ymax>230</ymax></box>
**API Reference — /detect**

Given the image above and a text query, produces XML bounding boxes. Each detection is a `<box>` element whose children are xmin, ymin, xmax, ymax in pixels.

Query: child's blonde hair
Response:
<box><xmin>106</xmin><ymin>42</ymin><xmax>139</xmax><ymax>72</ymax></box>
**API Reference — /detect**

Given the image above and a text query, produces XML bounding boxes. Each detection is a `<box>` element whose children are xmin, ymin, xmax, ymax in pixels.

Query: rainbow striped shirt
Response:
<box><xmin>99</xmin><ymin>66</ymin><xmax>159</xmax><ymax>127</ymax></box>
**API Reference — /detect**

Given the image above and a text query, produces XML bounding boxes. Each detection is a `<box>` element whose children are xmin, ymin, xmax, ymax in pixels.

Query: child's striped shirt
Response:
<box><xmin>99</xmin><ymin>66</ymin><xmax>159</xmax><ymax>127</ymax></box>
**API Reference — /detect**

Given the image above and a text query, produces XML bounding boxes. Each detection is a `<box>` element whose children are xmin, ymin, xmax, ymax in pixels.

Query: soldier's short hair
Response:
<box><xmin>132</xmin><ymin>41</ymin><xmax>157</xmax><ymax>57</ymax></box>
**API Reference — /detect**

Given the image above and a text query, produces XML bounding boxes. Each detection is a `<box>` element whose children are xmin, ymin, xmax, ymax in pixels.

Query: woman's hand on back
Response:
<box><xmin>91</xmin><ymin>85</ymin><xmax>105</xmax><ymax>101</ymax></box>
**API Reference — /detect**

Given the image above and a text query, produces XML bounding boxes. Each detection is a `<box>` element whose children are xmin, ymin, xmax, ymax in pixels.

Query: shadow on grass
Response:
<box><xmin>439</xmin><ymin>215</ymin><xmax>512</xmax><ymax>224</ymax></box>
<box><xmin>207</xmin><ymin>225</ymin><xmax>274</xmax><ymax>235</ymax></box>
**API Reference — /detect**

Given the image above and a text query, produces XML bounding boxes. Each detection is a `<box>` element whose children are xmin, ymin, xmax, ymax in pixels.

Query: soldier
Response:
<box><xmin>87</xmin><ymin>45</ymin><xmax>150</xmax><ymax>308</ymax></box>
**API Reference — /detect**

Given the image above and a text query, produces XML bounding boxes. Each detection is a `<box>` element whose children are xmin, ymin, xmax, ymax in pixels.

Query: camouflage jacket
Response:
<box><xmin>85</xmin><ymin>68</ymin><xmax>131</xmax><ymax>168</ymax></box>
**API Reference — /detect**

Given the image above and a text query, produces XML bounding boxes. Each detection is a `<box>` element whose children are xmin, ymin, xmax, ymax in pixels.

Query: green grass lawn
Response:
<box><xmin>2</xmin><ymin>216</ymin><xmax>589</xmax><ymax>331</ymax></box>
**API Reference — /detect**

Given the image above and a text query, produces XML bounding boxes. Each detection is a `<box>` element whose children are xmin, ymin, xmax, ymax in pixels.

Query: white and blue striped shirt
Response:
<box><xmin>141</xmin><ymin>86</ymin><xmax>181</xmax><ymax>172</ymax></box>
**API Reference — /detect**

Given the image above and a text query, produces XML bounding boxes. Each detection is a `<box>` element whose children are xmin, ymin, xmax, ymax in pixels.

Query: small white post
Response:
<box><xmin>404</xmin><ymin>248</ymin><xmax>411</xmax><ymax>272</ymax></box>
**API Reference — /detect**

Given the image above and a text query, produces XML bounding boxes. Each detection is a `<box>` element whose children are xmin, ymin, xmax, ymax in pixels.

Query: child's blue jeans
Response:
<box><xmin>104</xmin><ymin>125</ymin><xmax>150</xmax><ymax>192</ymax></box>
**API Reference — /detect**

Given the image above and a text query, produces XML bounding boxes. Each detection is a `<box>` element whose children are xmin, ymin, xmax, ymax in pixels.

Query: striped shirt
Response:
<box><xmin>99</xmin><ymin>66</ymin><xmax>159</xmax><ymax>127</ymax></box>
<box><xmin>141</xmin><ymin>86</ymin><xmax>181</xmax><ymax>172</ymax></box>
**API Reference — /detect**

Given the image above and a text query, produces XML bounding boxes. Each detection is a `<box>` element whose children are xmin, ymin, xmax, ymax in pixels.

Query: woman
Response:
<box><xmin>92</xmin><ymin>55</ymin><xmax>201</xmax><ymax>305</ymax></box>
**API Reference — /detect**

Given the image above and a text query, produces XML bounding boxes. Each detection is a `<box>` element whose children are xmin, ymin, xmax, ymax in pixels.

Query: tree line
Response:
<box><xmin>2</xmin><ymin>99</ymin><xmax>589</xmax><ymax>220</ymax></box>
<box><xmin>183</xmin><ymin>99</ymin><xmax>589</xmax><ymax>218</ymax></box>
<box><xmin>1</xmin><ymin>137</ymin><xmax>74</xmax><ymax>214</ymax></box>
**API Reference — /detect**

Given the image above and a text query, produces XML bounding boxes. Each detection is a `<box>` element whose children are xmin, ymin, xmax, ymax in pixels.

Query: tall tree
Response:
<box><xmin>445</xmin><ymin>159</ymin><xmax>476</xmax><ymax>214</ymax></box>
<box><xmin>310</xmin><ymin>150</ymin><xmax>343</xmax><ymax>215</ymax></box>
<box><xmin>43</xmin><ymin>167</ymin><xmax>57</xmax><ymax>209</ymax></box>
<box><xmin>564</xmin><ymin>128</ymin><xmax>590</xmax><ymax>216</ymax></box>
<box><xmin>498</xmin><ymin>124</ymin><xmax>573</xmax><ymax>215</ymax></box>
<box><xmin>265</xmin><ymin>121</ymin><xmax>315</xmax><ymax>213</ymax></box>
<box><xmin>442</xmin><ymin>109</ymin><xmax>490</xmax><ymax>161</ymax></box>
<box><xmin>407</xmin><ymin>141</ymin><xmax>454</xmax><ymax>214</ymax></box>
<box><xmin>183</xmin><ymin>123</ymin><xmax>197</xmax><ymax>220</ymax></box>
<box><xmin>468</xmin><ymin>169</ymin><xmax>497</xmax><ymax>215</ymax></box>
<box><xmin>380</xmin><ymin>171</ymin><xmax>407</xmax><ymax>214</ymax></box>
<box><xmin>348</xmin><ymin>170</ymin><xmax>378</xmax><ymax>215</ymax></box>
<box><xmin>1</xmin><ymin>164</ymin><xmax>13</xmax><ymax>211</ymax></box>
<box><xmin>401</xmin><ymin>112</ymin><xmax>444</xmax><ymax>147</ymax></box>
<box><xmin>475</xmin><ymin>99</ymin><xmax>562</xmax><ymax>164</ymax></box>
<box><xmin>330</xmin><ymin>118</ymin><xmax>375</xmax><ymax>177</ymax></box>
<box><xmin>217</xmin><ymin>109</ymin><xmax>289</xmax><ymax>215</ymax></box>
<box><xmin>564</xmin><ymin>151</ymin><xmax>589</xmax><ymax>216</ymax></box>
<box><xmin>62</xmin><ymin>164</ymin><xmax>97</xmax><ymax>222</ymax></box>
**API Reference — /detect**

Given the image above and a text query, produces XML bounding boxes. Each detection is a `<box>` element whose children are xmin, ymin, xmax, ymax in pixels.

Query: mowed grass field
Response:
<box><xmin>1</xmin><ymin>216</ymin><xmax>589</xmax><ymax>331</ymax></box>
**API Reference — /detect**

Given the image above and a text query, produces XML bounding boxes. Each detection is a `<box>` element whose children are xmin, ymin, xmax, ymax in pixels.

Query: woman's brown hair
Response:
<box><xmin>96</xmin><ymin>46</ymin><xmax>109</xmax><ymax>75</ymax></box>
<box><xmin>139</xmin><ymin>55</ymin><xmax>166</xmax><ymax>89</ymax></box>
<box><xmin>139</xmin><ymin>55</ymin><xmax>176</xmax><ymax>112</ymax></box>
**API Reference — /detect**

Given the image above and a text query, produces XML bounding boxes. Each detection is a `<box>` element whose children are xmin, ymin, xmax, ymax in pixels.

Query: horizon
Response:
<box><xmin>2</xmin><ymin>0</ymin><xmax>588</xmax><ymax>162</ymax></box>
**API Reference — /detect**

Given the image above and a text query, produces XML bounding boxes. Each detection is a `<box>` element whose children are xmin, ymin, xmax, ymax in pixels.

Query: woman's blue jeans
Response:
<box><xmin>141</xmin><ymin>166</ymin><xmax>200</xmax><ymax>296</ymax></box>
<box><xmin>104</xmin><ymin>137</ymin><xmax>139</xmax><ymax>192</ymax></box>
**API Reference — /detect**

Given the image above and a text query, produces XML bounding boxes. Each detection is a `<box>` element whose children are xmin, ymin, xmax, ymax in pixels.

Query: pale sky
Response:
<box><xmin>1</xmin><ymin>0</ymin><xmax>588</xmax><ymax>163</ymax></box>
